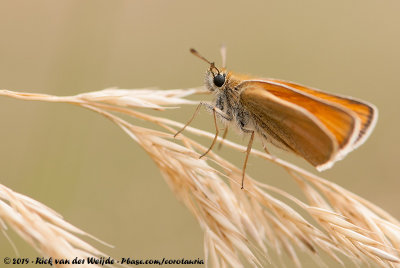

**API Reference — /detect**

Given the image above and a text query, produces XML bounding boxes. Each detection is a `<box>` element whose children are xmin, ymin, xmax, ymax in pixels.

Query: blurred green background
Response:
<box><xmin>0</xmin><ymin>0</ymin><xmax>399</xmax><ymax>267</ymax></box>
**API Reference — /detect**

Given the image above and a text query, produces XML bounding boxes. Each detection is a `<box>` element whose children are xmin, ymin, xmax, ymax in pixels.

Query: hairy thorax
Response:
<box><xmin>205</xmin><ymin>70</ymin><xmax>257</xmax><ymax>134</ymax></box>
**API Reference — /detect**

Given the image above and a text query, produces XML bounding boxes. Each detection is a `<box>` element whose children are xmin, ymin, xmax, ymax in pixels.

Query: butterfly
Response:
<box><xmin>175</xmin><ymin>47</ymin><xmax>377</xmax><ymax>188</ymax></box>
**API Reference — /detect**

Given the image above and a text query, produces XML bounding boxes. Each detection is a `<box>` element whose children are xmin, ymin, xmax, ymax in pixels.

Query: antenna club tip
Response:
<box><xmin>189</xmin><ymin>48</ymin><xmax>213</xmax><ymax>65</ymax></box>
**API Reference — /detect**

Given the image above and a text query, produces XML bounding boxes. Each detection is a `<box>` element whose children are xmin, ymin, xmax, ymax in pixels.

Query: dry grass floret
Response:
<box><xmin>0</xmin><ymin>88</ymin><xmax>399</xmax><ymax>267</ymax></box>
<box><xmin>0</xmin><ymin>184</ymin><xmax>110</xmax><ymax>268</ymax></box>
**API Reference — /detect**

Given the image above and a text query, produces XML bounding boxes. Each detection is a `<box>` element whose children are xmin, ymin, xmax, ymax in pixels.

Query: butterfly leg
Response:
<box><xmin>174</xmin><ymin>102</ymin><xmax>203</xmax><ymax>138</ymax></box>
<box><xmin>199</xmin><ymin>104</ymin><xmax>232</xmax><ymax>158</ymax></box>
<box><xmin>200</xmin><ymin>107</ymin><xmax>219</xmax><ymax>158</ymax></box>
<box><xmin>242</xmin><ymin>131</ymin><xmax>255</xmax><ymax>189</ymax></box>
<box><xmin>175</xmin><ymin>102</ymin><xmax>231</xmax><ymax>138</ymax></box>
<box><xmin>262</xmin><ymin>142</ymin><xmax>277</xmax><ymax>160</ymax></box>
<box><xmin>217</xmin><ymin>127</ymin><xmax>229</xmax><ymax>150</ymax></box>
<box><xmin>175</xmin><ymin>102</ymin><xmax>231</xmax><ymax>157</ymax></box>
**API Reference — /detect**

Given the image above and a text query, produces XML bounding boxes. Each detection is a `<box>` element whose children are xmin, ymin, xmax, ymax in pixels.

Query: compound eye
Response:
<box><xmin>213</xmin><ymin>74</ymin><xmax>225</xmax><ymax>87</ymax></box>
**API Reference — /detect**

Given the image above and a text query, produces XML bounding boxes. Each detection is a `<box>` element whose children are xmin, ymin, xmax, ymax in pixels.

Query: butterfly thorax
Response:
<box><xmin>204</xmin><ymin>70</ymin><xmax>255</xmax><ymax>134</ymax></box>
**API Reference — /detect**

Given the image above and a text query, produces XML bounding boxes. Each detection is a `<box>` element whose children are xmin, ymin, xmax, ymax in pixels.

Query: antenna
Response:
<box><xmin>190</xmin><ymin>48</ymin><xmax>220</xmax><ymax>74</ymax></box>
<box><xmin>190</xmin><ymin>48</ymin><xmax>212</xmax><ymax>65</ymax></box>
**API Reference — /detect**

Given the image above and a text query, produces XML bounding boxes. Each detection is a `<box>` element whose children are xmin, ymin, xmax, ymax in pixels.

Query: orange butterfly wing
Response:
<box><xmin>269</xmin><ymin>79</ymin><xmax>377</xmax><ymax>149</ymax></box>
<box><xmin>239</xmin><ymin>80</ymin><xmax>360</xmax><ymax>170</ymax></box>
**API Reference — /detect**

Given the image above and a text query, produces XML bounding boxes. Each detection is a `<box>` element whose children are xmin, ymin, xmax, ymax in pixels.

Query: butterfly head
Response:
<box><xmin>190</xmin><ymin>48</ymin><xmax>227</xmax><ymax>92</ymax></box>
<box><xmin>205</xmin><ymin>65</ymin><xmax>227</xmax><ymax>92</ymax></box>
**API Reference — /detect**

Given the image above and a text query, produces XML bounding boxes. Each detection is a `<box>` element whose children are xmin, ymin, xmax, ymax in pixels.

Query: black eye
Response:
<box><xmin>213</xmin><ymin>74</ymin><xmax>225</xmax><ymax>87</ymax></box>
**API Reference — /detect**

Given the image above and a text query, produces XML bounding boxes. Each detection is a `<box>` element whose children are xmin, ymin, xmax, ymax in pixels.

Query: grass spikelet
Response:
<box><xmin>0</xmin><ymin>184</ymin><xmax>110</xmax><ymax>268</ymax></box>
<box><xmin>0</xmin><ymin>88</ymin><xmax>399</xmax><ymax>267</ymax></box>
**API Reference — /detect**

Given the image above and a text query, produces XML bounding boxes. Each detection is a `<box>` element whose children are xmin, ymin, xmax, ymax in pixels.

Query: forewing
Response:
<box><xmin>239</xmin><ymin>81</ymin><xmax>340</xmax><ymax>169</ymax></box>
<box><xmin>269</xmin><ymin>79</ymin><xmax>377</xmax><ymax>148</ymax></box>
